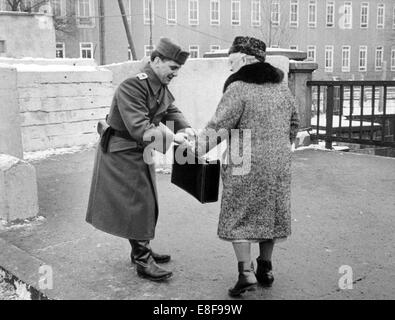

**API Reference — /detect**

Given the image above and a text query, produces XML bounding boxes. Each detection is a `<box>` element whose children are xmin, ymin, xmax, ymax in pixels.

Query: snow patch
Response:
<box><xmin>0</xmin><ymin>216</ymin><xmax>46</xmax><ymax>231</ymax></box>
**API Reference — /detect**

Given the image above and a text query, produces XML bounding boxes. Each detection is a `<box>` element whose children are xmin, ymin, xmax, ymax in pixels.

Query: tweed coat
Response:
<box><xmin>197</xmin><ymin>62</ymin><xmax>299</xmax><ymax>241</ymax></box>
<box><xmin>86</xmin><ymin>64</ymin><xmax>190</xmax><ymax>240</ymax></box>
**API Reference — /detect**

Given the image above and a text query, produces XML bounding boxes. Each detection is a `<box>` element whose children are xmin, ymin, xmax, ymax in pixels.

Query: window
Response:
<box><xmin>231</xmin><ymin>0</ymin><xmax>241</xmax><ymax>26</ymax></box>
<box><xmin>360</xmin><ymin>3</ymin><xmax>369</xmax><ymax>28</ymax></box>
<box><xmin>80</xmin><ymin>42</ymin><xmax>93</xmax><ymax>59</ymax></box>
<box><xmin>210</xmin><ymin>0</ymin><xmax>220</xmax><ymax>25</ymax></box>
<box><xmin>325</xmin><ymin>46</ymin><xmax>334</xmax><ymax>72</ymax></box>
<box><xmin>189</xmin><ymin>45</ymin><xmax>199</xmax><ymax>59</ymax></box>
<box><xmin>0</xmin><ymin>40</ymin><xmax>6</xmax><ymax>54</ymax></box>
<box><xmin>210</xmin><ymin>45</ymin><xmax>220</xmax><ymax>52</ymax></box>
<box><xmin>51</xmin><ymin>0</ymin><xmax>65</xmax><ymax>16</ymax></box>
<box><xmin>307</xmin><ymin>45</ymin><xmax>316</xmax><ymax>62</ymax></box>
<box><xmin>377</xmin><ymin>4</ymin><xmax>385</xmax><ymax>29</ymax></box>
<box><xmin>391</xmin><ymin>48</ymin><xmax>395</xmax><ymax>71</ymax></box>
<box><xmin>375</xmin><ymin>46</ymin><xmax>384</xmax><ymax>71</ymax></box>
<box><xmin>290</xmin><ymin>45</ymin><xmax>298</xmax><ymax>50</ymax></box>
<box><xmin>290</xmin><ymin>0</ymin><xmax>299</xmax><ymax>27</ymax></box>
<box><xmin>56</xmin><ymin>42</ymin><xmax>65</xmax><ymax>58</ymax></box>
<box><xmin>143</xmin><ymin>0</ymin><xmax>154</xmax><ymax>25</ymax></box>
<box><xmin>326</xmin><ymin>1</ymin><xmax>335</xmax><ymax>27</ymax></box>
<box><xmin>77</xmin><ymin>0</ymin><xmax>95</xmax><ymax>27</ymax></box>
<box><xmin>359</xmin><ymin>46</ymin><xmax>368</xmax><ymax>71</ymax></box>
<box><xmin>308</xmin><ymin>0</ymin><xmax>317</xmax><ymax>28</ymax></box>
<box><xmin>271</xmin><ymin>1</ymin><xmax>280</xmax><ymax>26</ymax></box>
<box><xmin>251</xmin><ymin>0</ymin><xmax>261</xmax><ymax>27</ymax></box>
<box><xmin>166</xmin><ymin>0</ymin><xmax>177</xmax><ymax>24</ymax></box>
<box><xmin>341</xmin><ymin>46</ymin><xmax>351</xmax><ymax>72</ymax></box>
<box><xmin>144</xmin><ymin>45</ymin><xmax>154</xmax><ymax>57</ymax></box>
<box><xmin>189</xmin><ymin>0</ymin><xmax>199</xmax><ymax>25</ymax></box>
<box><xmin>342</xmin><ymin>2</ymin><xmax>352</xmax><ymax>29</ymax></box>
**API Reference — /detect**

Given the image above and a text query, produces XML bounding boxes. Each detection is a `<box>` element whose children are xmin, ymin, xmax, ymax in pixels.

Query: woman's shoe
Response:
<box><xmin>228</xmin><ymin>262</ymin><xmax>257</xmax><ymax>297</ymax></box>
<box><xmin>255</xmin><ymin>257</ymin><xmax>274</xmax><ymax>287</ymax></box>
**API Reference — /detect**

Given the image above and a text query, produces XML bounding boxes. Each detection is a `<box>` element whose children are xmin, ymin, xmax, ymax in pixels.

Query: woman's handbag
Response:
<box><xmin>171</xmin><ymin>145</ymin><xmax>220</xmax><ymax>203</ymax></box>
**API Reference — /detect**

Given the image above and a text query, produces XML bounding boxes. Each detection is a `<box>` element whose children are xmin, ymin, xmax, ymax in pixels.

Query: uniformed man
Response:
<box><xmin>86</xmin><ymin>38</ymin><xmax>194</xmax><ymax>282</ymax></box>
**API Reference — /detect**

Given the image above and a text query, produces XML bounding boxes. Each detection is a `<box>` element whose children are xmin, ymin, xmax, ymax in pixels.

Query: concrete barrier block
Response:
<box><xmin>17</xmin><ymin>70</ymin><xmax>113</xmax><ymax>88</ymax></box>
<box><xmin>0</xmin><ymin>65</ymin><xmax>23</xmax><ymax>159</ymax></box>
<box><xmin>22</xmin><ymin>132</ymin><xmax>98</xmax><ymax>151</ymax></box>
<box><xmin>22</xmin><ymin>120</ymin><xmax>98</xmax><ymax>138</ymax></box>
<box><xmin>19</xmin><ymin>95</ymin><xmax>112</xmax><ymax>113</ymax></box>
<box><xmin>18</xmin><ymin>83</ymin><xmax>114</xmax><ymax>99</ymax></box>
<box><xmin>0</xmin><ymin>154</ymin><xmax>38</xmax><ymax>222</ymax></box>
<box><xmin>20</xmin><ymin>107</ymin><xmax>109</xmax><ymax>127</ymax></box>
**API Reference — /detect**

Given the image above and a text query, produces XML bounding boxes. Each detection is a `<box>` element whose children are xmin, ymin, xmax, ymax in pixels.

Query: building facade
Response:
<box><xmin>1</xmin><ymin>0</ymin><xmax>395</xmax><ymax>80</ymax></box>
<box><xmin>104</xmin><ymin>0</ymin><xmax>395</xmax><ymax>80</ymax></box>
<box><xmin>0</xmin><ymin>0</ymin><xmax>102</xmax><ymax>62</ymax></box>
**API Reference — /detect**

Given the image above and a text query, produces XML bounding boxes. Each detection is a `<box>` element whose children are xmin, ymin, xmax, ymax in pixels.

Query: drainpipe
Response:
<box><xmin>98</xmin><ymin>0</ymin><xmax>105</xmax><ymax>65</ymax></box>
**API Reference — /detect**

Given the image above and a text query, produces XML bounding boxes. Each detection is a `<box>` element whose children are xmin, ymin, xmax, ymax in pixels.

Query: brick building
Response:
<box><xmin>1</xmin><ymin>0</ymin><xmax>395</xmax><ymax>80</ymax></box>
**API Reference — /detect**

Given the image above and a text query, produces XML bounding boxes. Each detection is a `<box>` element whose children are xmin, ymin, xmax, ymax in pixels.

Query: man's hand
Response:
<box><xmin>174</xmin><ymin>132</ymin><xmax>188</xmax><ymax>144</ymax></box>
<box><xmin>178</xmin><ymin>128</ymin><xmax>197</xmax><ymax>141</ymax></box>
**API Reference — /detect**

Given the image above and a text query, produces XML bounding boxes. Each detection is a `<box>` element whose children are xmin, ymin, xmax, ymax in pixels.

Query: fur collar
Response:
<box><xmin>223</xmin><ymin>62</ymin><xmax>284</xmax><ymax>93</ymax></box>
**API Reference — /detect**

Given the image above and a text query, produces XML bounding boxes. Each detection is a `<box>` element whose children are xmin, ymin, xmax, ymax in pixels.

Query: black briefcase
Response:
<box><xmin>171</xmin><ymin>145</ymin><xmax>220</xmax><ymax>203</ymax></box>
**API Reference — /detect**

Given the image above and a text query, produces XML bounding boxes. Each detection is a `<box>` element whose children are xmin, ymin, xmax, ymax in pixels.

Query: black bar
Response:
<box><xmin>382</xmin><ymin>86</ymin><xmax>387</xmax><ymax>143</ymax></box>
<box><xmin>339</xmin><ymin>85</ymin><xmax>343</xmax><ymax>130</ymax></box>
<box><xmin>317</xmin><ymin>86</ymin><xmax>321</xmax><ymax>136</ymax></box>
<box><xmin>349</xmin><ymin>86</ymin><xmax>353</xmax><ymax>140</ymax></box>
<box><xmin>326</xmin><ymin>86</ymin><xmax>334</xmax><ymax>149</ymax></box>
<box><xmin>307</xmin><ymin>80</ymin><xmax>395</xmax><ymax>86</ymax></box>
<box><xmin>360</xmin><ymin>86</ymin><xmax>364</xmax><ymax>140</ymax></box>
<box><xmin>371</xmin><ymin>85</ymin><xmax>376</xmax><ymax>141</ymax></box>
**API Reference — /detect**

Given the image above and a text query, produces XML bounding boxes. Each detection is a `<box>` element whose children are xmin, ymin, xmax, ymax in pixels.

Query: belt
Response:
<box><xmin>111</xmin><ymin>129</ymin><xmax>144</xmax><ymax>150</ymax></box>
<box><xmin>112</xmin><ymin>129</ymin><xmax>133</xmax><ymax>140</ymax></box>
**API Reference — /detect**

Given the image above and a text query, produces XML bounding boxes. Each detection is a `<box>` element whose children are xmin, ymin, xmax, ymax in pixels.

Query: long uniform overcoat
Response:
<box><xmin>197</xmin><ymin>62</ymin><xmax>300</xmax><ymax>241</ymax></box>
<box><xmin>86</xmin><ymin>64</ymin><xmax>190</xmax><ymax>240</ymax></box>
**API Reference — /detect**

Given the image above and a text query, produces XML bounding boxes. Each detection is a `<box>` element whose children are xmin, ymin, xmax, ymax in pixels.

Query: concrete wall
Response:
<box><xmin>0</xmin><ymin>56</ymin><xmax>299</xmax><ymax>154</ymax></box>
<box><xmin>0</xmin><ymin>64</ymin><xmax>23</xmax><ymax>158</ymax></box>
<box><xmin>16</xmin><ymin>65</ymin><xmax>113</xmax><ymax>151</ymax></box>
<box><xmin>0</xmin><ymin>12</ymin><xmax>56</xmax><ymax>59</ymax></box>
<box><xmin>103</xmin><ymin>56</ymin><xmax>289</xmax><ymax>130</ymax></box>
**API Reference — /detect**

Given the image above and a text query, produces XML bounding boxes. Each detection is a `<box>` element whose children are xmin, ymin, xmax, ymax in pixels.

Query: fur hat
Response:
<box><xmin>228</xmin><ymin>36</ymin><xmax>266</xmax><ymax>62</ymax></box>
<box><xmin>156</xmin><ymin>37</ymin><xmax>190</xmax><ymax>65</ymax></box>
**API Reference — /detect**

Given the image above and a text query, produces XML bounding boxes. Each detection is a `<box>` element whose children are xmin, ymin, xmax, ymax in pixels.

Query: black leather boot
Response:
<box><xmin>129</xmin><ymin>240</ymin><xmax>173</xmax><ymax>282</ymax></box>
<box><xmin>228</xmin><ymin>262</ymin><xmax>257</xmax><ymax>297</ymax></box>
<box><xmin>256</xmin><ymin>257</ymin><xmax>274</xmax><ymax>287</ymax></box>
<box><xmin>129</xmin><ymin>239</ymin><xmax>171</xmax><ymax>264</ymax></box>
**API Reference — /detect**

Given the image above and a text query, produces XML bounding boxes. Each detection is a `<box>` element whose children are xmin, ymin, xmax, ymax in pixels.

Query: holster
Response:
<box><xmin>97</xmin><ymin>120</ymin><xmax>112</xmax><ymax>153</ymax></box>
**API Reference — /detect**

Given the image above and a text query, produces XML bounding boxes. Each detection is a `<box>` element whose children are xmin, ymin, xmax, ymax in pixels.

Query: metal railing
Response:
<box><xmin>306</xmin><ymin>80</ymin><xmax>395</xmax><ymax>149</ymax></box>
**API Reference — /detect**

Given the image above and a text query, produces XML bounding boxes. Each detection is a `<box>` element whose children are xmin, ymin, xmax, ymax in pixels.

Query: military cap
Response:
<box><xmin>156</xmin><ymin>37</ymin><xmax>190</xmax><ymax>65</ymax></box>
<box><xmin>228</xmin><ymin>36</ymin><xmax>267</xmax><ymax>62</ymax></box>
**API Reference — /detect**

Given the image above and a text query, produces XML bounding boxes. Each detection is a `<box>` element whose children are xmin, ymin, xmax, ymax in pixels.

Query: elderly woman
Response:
<box><xmin>192</xmin><ymin>36</ymin><xmax>299</xmax><ymax>297</ymax></box>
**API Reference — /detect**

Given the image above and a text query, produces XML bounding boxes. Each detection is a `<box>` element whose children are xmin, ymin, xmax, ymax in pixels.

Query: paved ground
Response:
<box><xmin>0</xmin><ymin>148</ymin><xmax>394</xmax><ymax>300</ymax></box>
